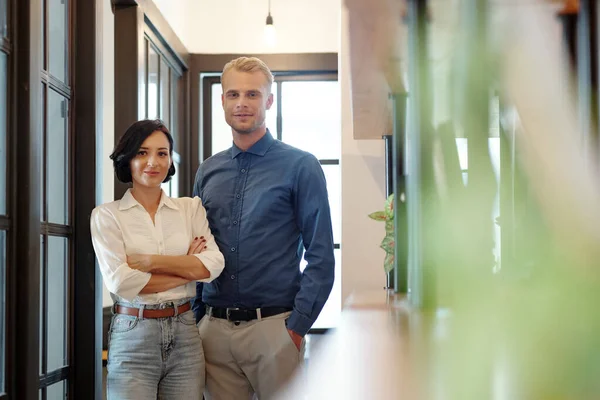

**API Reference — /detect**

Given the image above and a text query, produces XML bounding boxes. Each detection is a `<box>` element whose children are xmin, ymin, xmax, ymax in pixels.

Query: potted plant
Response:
<box><xmin>368</xmin><ymin>193</ymin><xmax>395</xmax><ymax>273</ymax></box>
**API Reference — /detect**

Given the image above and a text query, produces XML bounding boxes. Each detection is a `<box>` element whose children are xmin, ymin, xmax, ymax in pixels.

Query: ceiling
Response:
<box><xmin>153</xmin><ymin>0</ymin><xmax>342</xmax><ymax>54</ymax></box>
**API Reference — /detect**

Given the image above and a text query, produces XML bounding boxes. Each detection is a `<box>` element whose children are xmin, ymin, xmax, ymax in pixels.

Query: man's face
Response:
<box><xmin>221</xmin><ymin>70</ymin><xmax>273</xmax><ymax>135</ymax></box>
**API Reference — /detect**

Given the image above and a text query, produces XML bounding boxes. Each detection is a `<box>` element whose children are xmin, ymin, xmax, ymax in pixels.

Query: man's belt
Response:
<box><xmin>206</xmin><ymin>306</ymin><xmax>291</xmax><ymax>322</ymax></box>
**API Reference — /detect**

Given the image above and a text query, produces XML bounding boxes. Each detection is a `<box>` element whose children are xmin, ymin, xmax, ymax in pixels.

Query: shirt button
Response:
<box><xmin>241</xmin><ymin>168</ymin><xmax>246</xmax><ymax>173</ymax></box>
<box><xmin>236</xmin><ymin>194</ymin><xmax>241</xmax><ymax>199</ymax></box>
<box><xmin>230</xmin><ymin>247</ymin><xmax>236</xmax><ymax>252</ymax></box>
<box><xmin>233</xmin><ymin>220</ymin><xmax>238</xmax><ymax>225</ymax></box>
<box><xmin>230</xmin><ymin>275</ymin><xmax>236</xmax><ymax>280</ymax></box>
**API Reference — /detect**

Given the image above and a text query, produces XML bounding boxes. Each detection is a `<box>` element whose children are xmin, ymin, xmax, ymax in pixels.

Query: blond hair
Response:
<box><xmin>222</xmin><ymin>56</ymin><xmax>274</xmax><ymax>92</ymax></box>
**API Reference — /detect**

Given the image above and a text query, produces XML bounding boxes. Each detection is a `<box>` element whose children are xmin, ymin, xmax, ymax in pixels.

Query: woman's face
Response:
<box><xmin>130</xmin><ymin>130</ymin><xmax>172</xmax><ymax>189</ymax></box>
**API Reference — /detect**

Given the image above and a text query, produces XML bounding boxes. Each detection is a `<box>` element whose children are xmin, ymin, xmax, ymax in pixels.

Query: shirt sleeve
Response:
<box><xmin>90</xmin><ymin>206</ymin><xmax>152</xmax><ymax>302</ymax></box>
<box><xmin>190</xmin><ymin>196</ymin><xmax>225</xmax><ymax>283</ymax></box>
<box><xmin>286</xmin><ymin>154</ymin><xmax>336</xmax><ymax>336</ymax></box>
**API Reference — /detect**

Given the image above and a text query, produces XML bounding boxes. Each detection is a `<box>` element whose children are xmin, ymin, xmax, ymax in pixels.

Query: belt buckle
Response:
<box><xmin>226</xmin><ymin>307</ymin><xmax>241</xmax><ymax>322</ymax></box>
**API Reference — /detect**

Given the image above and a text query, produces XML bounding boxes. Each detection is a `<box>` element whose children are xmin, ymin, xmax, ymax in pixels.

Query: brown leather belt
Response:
<box><xmin>114</xmin><ymin>302</ymin><xmax>191</xmax><ymax>319</ymax></box>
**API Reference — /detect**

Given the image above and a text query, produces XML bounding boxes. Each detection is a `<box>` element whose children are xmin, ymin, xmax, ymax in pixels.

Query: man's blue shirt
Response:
<box><xmin>192</xmin><ymin>130</ymin><xmax>335</xmax><ymax>336</ymax></box>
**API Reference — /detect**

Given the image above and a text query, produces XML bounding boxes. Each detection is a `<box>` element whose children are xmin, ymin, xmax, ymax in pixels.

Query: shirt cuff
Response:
<box><xmin>286</xmin><ymin>309</ymin><xmax>314</xmax><ymax>336</ymax></box>
<box><xmin>192</xmin><ymin>252</ymin><xmax>224</xmax><ymax>283</ymax></box>
<box><xmin>107</xmin><ymin>263</ymin><xmax>152</xmax><ymax>302</ymax></box>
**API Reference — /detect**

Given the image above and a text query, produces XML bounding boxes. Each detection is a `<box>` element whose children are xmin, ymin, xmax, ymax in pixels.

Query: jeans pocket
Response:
<box><xmin>177</xmin><ymin>310</ymin><xmax>197</xmax><ymax>326</ymax></box>
<box><xmin>109</xmin><ymin>314</ymin><xmax>138</xmax><ymax>334</ymax></box>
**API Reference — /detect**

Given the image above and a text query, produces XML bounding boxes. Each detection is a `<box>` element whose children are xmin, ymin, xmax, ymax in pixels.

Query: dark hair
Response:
<box><xmin>110</xmin><ymin>119</ymin><xmax>176</xmax><ymax>184</ymax></box>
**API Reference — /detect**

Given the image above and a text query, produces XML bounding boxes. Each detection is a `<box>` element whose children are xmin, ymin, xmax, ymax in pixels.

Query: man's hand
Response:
<box><xmin>127</xmin><ymin>254</ymin><xmax>155</xmax><ymax>273</ymax></box>
<box><xmin>188</xmin><ymin>236</ymin><xmax>207</xmax><ymax>255</ymax></box>
<box><xmin>287</xmin><ymin>329</ymin><xmax>303</xmax><ymax>351</ymax></box>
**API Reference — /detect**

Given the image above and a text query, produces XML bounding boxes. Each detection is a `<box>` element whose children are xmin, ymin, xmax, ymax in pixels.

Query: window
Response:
<box><xmin>280</xmin><ymin>80</ymin><xmax>341</xmax><ymax>329</ymax></box>
<box><xmin>1</xmin><ymin>0</ymin><xmax>97</xmax><ymax>396</ymax></box>
<box><xmin>143</xmin><ymin>35</ymin><xmax>183</xmax><ymax>198</ymax></box>
<box><xmin>206</xmin><ymin>73</ymin><xmax>342</xmax><ymax>329</ymax></box>
<box><xmin>39</xmin><ymin>0</ymin><xmax>72</xmax><ymax>396</ymax></box>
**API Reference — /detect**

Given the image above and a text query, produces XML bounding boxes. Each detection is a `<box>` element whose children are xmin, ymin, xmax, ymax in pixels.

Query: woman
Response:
<box><xmin>90</xmin><ymin>119</ymin><xmax>224</xmax><ymax>399</ymax></box>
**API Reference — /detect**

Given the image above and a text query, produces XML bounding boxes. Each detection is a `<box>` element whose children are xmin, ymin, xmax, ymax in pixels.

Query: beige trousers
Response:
<box><xmin>198</xmin><ymin>311</ymin><xmax>306</xmax><ymax>400</ymax></box>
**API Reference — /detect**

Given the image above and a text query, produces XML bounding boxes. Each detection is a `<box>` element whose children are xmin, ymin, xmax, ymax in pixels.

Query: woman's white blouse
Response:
<box><xmin>90</xmin><ymin>189</ymin><xmax>225</xmax><ymax>304</ymax></box>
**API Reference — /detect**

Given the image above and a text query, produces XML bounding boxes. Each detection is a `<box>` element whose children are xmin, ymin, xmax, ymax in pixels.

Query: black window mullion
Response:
<box><xmin>274</xmin><ymin>72</ymin><xmax>337</xmax><ymax>81</ymax></box>
<box><xmin>40</xmin><ymin>223</ymin><xmax>72</xmax><ymax>237</ymax></box>
<box><xmin>41</xmin><ymin>72</ymin><xmax>70</xmax><ymax>99</ymax></box>
<box><xmin>64</xmin><ymin>95</ymin><xmax>70</xmax><ymax>226</ymax></box>
<box><xmin>0</xmin><ymin>39</ymin><xmax>11</xmax><ymax>55</ymax></box>
<box><xmin>39</xmin><ymin>78</ymin><xmax>48</xmax><ymax>384</ymax></box>
<box><xmin>318</xmin><ymin>159</ymin><xmax>339</xmax><ymax>165</ymax></box>
<box><xmin>308</xmin><ymin>328</ymin><xmax>330</xmax><ymax>334</ymax></box>
<box><xmin>40</xmin><ymin>234</ymin><xmax>47</xmax><ymax>377</ymax></box>
<box><xmin>156</xmin><ymin>51</ymin><xmax>161</xmax><ymax>119</ymax></box>
<box><xmin>144</xmin><ymin>39</ymin><xmax>149</xmax><ymax>119</ymax></box>
<box><xmin>142</xmin><ymin>28</ymin><xmax>184</xmax><ymax>77</ymax></box>
<box><xmin>43</xmin><ymin>0</ymin><xmax>48</xmax><ymax>73</ymax></box>
<box><xmin>165</xmin><ymin>60</ymin><xmax>170</xmax><ymax>126</ymax></box>
<box><xmin>38</xmin><ymin>365</ymin><xmax>68</xmax><ymax>388</ymax></box>
<box><xmin>168</xmin><ymin>65</ymin><xmax>172</xmax><ymax>132</ymax></box>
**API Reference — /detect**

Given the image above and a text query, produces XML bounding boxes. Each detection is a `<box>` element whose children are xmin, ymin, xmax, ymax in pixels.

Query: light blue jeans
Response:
<box><xmin>107</xmin><ymin>298</ymin><xmax>205</xmax><ymax>400</ymax></box>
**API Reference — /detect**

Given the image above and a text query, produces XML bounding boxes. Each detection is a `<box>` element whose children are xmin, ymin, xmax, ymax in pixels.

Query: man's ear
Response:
<box><xmin>266</xmin><ymin>92</ymin><xmax>274</xmax><ymax>110</ymax></box>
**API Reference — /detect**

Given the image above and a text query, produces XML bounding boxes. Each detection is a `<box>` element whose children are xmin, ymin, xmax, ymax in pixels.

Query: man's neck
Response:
<box><xmin>233</xmin><ymin>126</ymin><xmax>267</xmax><ymax>151</ymax></box>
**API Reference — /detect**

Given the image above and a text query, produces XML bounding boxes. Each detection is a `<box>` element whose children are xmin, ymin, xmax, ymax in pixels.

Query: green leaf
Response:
<box><xmin>380</xmin><ymin>235</ymin><xmax>395</xmax><ymax>254</ymax></box>
<box><xmin>384</xmin><ymin>193</ymin><xmax>395</xmax><ymax>215</ymax></box>
<box><xmin>385</xmin><ymin>221</ymin><xmax>394</xmax><ymax>235</ymax></box>
<box><xmin>383</xmin><ymin>252</ymin><xmax>394</xmax><ymax>273</ymax></box>
<box><xmin>368</xmin><ymin>211</ymin><xmax>387</xmax><ymax>221</ymax></box>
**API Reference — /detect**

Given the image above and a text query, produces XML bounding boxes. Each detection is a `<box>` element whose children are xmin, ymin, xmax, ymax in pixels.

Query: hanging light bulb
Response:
<box><xmin>264</xmin><ymin>0</ymin><xmax>276</xmax><ymax>46</ymax></box>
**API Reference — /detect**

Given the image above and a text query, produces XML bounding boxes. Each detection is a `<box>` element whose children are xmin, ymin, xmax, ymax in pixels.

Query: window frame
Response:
<box><xmin>113</xmin><ymin>3</ymin><xmax>190</xmax><ymax>200</ymax></box>
<box><xmin>0</xmin><ymin>0</ymin><xmax>11</xmax><ymax>394</ymax></box>
<box><xmin>38</xmin><ymin>0</ymin><xmax>73</xmax><ymax>394</ymax></box>
<box><xmin>6</xmin><ymin>0</ymin><xmax>101</xmax><ymax>398</ymax></box>
<box><xmin>142</xmin><ymin>26</ymin><xmax>185</xmax><ymax>198</ymax></box>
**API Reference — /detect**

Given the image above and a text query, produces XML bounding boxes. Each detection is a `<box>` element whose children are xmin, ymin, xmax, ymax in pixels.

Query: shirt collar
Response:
<box><xmin>118</xmin><ymin>188</ymin><xmax>179</xmax><ymax>211</ymax></box>
<box><xmin>231</xmin><ymin>129</ymin><xmax>275</xmax><ymax>159</ymax></box>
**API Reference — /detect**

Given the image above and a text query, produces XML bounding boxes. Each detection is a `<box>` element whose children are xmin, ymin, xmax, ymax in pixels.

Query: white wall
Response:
<box><xmin>97</xmin><ymin>0</ymin><xmax>115</xmax><ymax>308</ymax></box>
<box><xmin>153</xmin><ymin>0</ymin><xmax>339</xmax><ymax>54</ymax></box>
<box><xmin>339</xmin><ymin>5</ymin><xmax>387</xmax><ymax>302</ymax></box>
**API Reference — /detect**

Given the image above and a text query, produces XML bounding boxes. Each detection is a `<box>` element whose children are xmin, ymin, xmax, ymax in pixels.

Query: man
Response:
<box><xmin>192</xmin><ymin>56</ymin><xmax>335</xmax><ymax>399</ymax></box>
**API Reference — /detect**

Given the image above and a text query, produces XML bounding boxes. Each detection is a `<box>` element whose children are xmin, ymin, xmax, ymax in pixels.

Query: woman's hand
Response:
<box><xmin>127</xmin><ymin>254</ymin><xmax>155</xmax><ymax>273</ymax></box>
<box><xmin>128</xmin><ymin>237</ymin><xmax>207</xmax><ymax>274</ymax></box>
<box><xmin>187</xmin><ymin>236</ymin><xmax>208</xmax><ymax>255</ymax></box>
